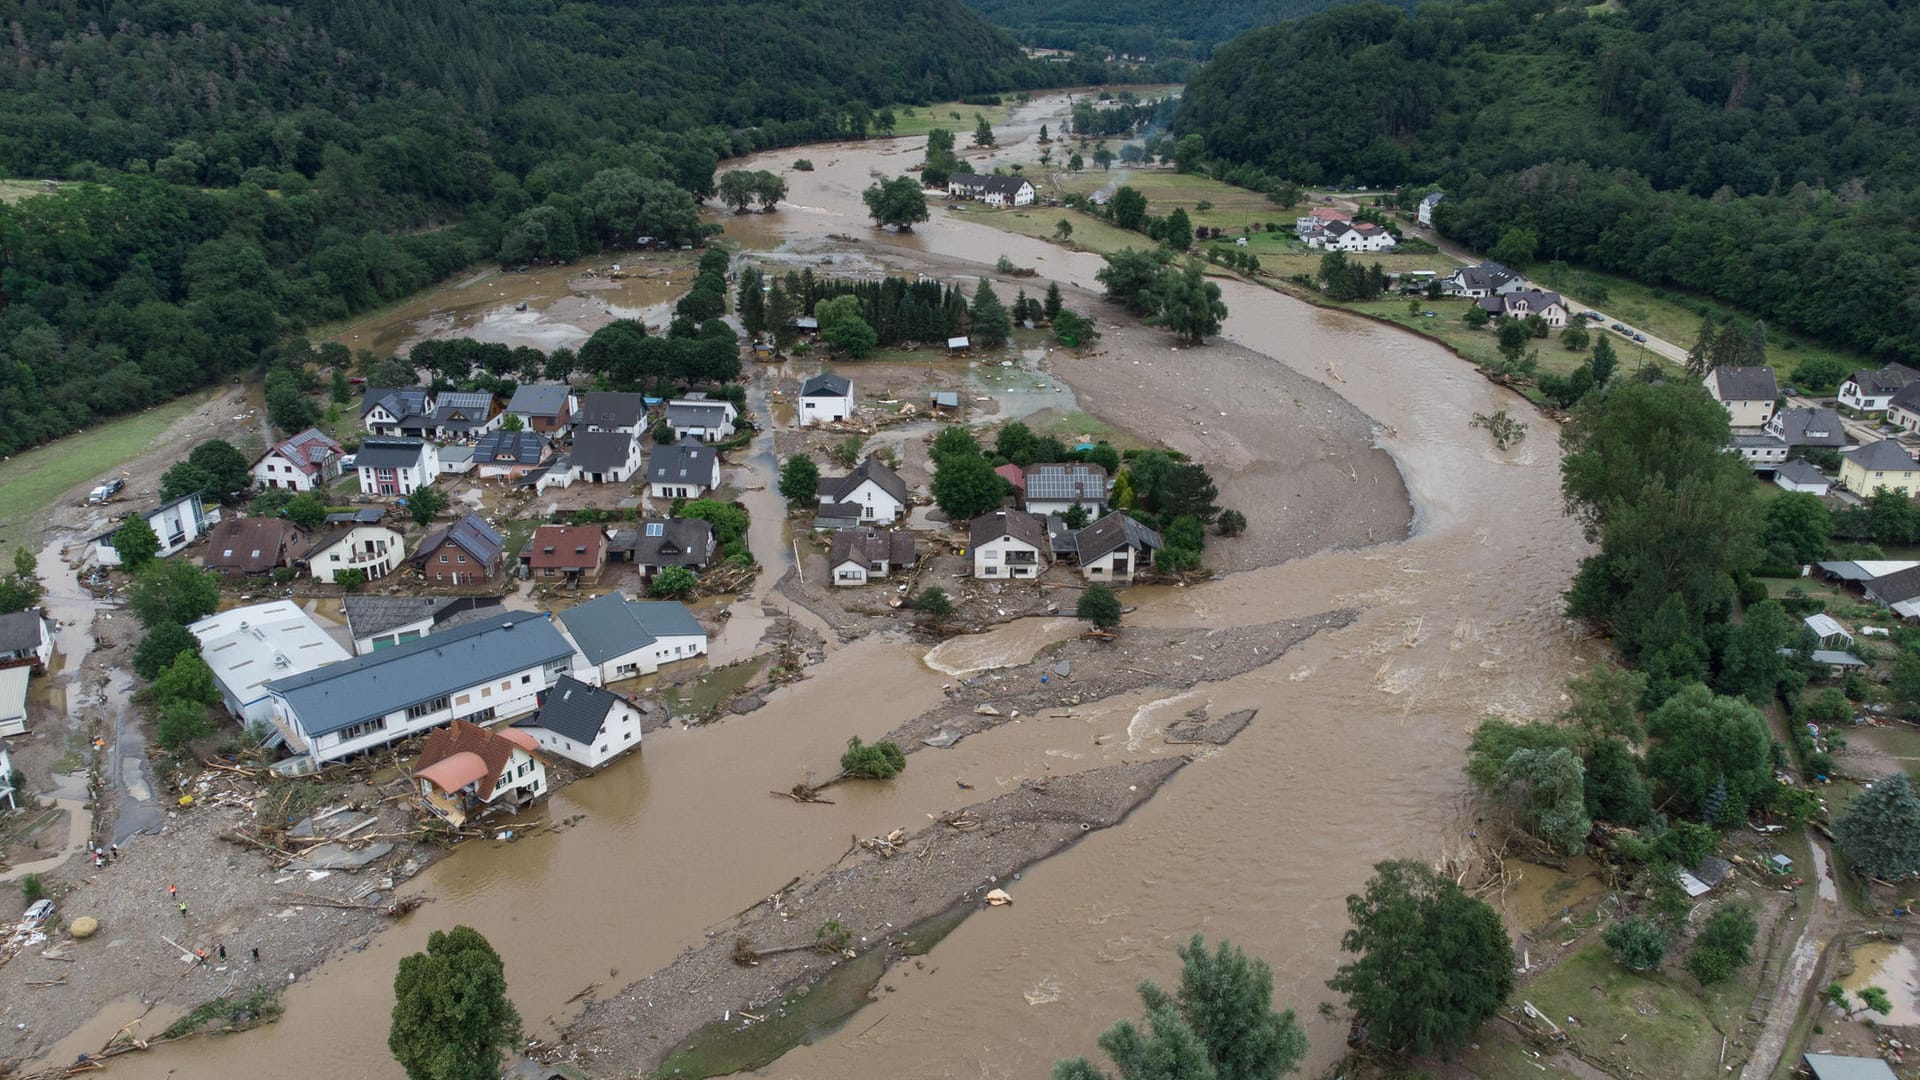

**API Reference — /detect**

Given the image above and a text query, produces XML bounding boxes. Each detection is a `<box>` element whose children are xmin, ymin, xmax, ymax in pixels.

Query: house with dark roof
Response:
<box><xmin>569</xmin><ymin>430</ymin><xmax>643</xmax><ymax>484</ymax></box>
<box><xmin>1704</xmin><ymin>366</ymin><xmax>1780</xmax><ymax>428</ymax></box>
<box><xmin>505</xmin><ymin>384</ymin><xmax>576</xmax><ymax>436</ymax></box>
<box><xmin>664</xmin><ymin>397</ymin><xmax>739</xmax><ymax>443</ymax></box>
<box><xmin>1838</xmin><ymin>363</ymin><xmax>1920</xmax><ymax>414</ymax></box>
<box><xmin>946</xmin><ymin>173</ymin><xmax>1036</xmax><ymax>207</ymax></box>
<box><xmin>1476</xmin><ymin>288</ymin><xmax>1567</xmax><ymax>328</ymax></box>
<box><xmin>1839</xmin><ymin>438</ymin><xmax>1920</xmax><ymax>497</ymax></box>
<box><xmin>800</xmin><ymin>373</ymin><xmax>854</xmax><ymax>426</ymax></box>
<box><xmin>970</xmin><ymin>509</ymin><xmax>1049</xmax><ymax>579</ymax></box>
<box><xmin>818</xmin><ymin>456</ymin><xmax>908</xmax><ymax>524</ymax></box>
<box><xmin>341</xmin><ymin>595</ymin><xmax>504</xmax><ymax>655</ymax></box>
<box><xmin>829</xmin><ymin>528</ymin><xmax>916</xmax><ymax>586</ymax></box>
<box><xmin>1416</xmin><ymin>191</ymin><xmax>1444</xmax><ymax>227</ymax></box>
<box><xmin>1803</xmin><ymin>1052</ymin><xmax>1899</xmax><ymax>1080</ymax></box>
<box><xmin>519</xmin><ymin>524</ymin><xmax>608</xmax><ymax>584</ymax></box>
<box><xmin>266</xmin><ymin>610</ymin><xmax>577</xmax><ymax>766</ymax></box>
<box><xmin>1072</xmin><ymin>511</ymin><xmax>1163</xmax><ymax>584</ymax></box>
<box><xmin>1886</xmin><ymin>383</ymin><xmax>1920</xmax><ymax>435</ymax></box>
<box><xmin>613</xmin><ymin>518</ymin><xmax>714</xmax><ymax>579</ymax></box>
<box><xmin>1023</xmin><ymin>463</ymin><xmax>1110</xmax><ymax>517</ymax></box>
<box><xmin>360</xmin><ymin>388</ymin><xmax>435</xmax><ymax>437</ymax></box>
<box><xmin>648</xmin><ymin>442</ymin><xmax>720</xmax><ymax>500</ymax></box>
<box><xmin>251</xmin><ymin>428</ymin><xmax>345</xmax><ymax>492</ymax></box>
<box><xmin>578</xmin><ymin>391</ymin><xmax>651</xmax><ymax>434</ymax></box>
<box><xmin>410</xmin><ymin>513</ymin><xmax>507</xmax><ymax>585</ymax></box>
<box><xmin>354</xmin><ymin>438</ymin><xmax>439</xmax><ymax>497</ymax></box>
<box><xmin>203</xmin><ymin>517</ymin><xmax>310</xmax><ymax>575</ymax></box>
<box><xmin>472</xmin><ymin>430</ymin><xmax>550</xmax><ymax>480</ymax></box>
<box><xmin>1310</xmin><ymin>220</ymin><xmax>1397</xmax><ymax>253</ymax></box>
<box><xmin>557</xmin><ymin>592</ymin><xmax>709</xmax><ymax>683</ymax></box>
<box><xmin>427</xmin><ymin>391</ymin><xmax>504</xmax><ymax>439</ymax></box>
<box><xmin>306</xmin><ymin>521</ymin><xmax>405</xmax><ymax>584</ymax></box>
<box><xmin>90</xmin><ymin>492</ymin><xmax>221</xmax><ymax>567</ymax></box>
<box><xmin>513</xmin><ymin>675</ymin><xmax>643</xmax><ymax>768</ymax></box>
<box><xmin>1773</xmin><ymin>459</ymin><xmax>1832</xmax><ymax>496</ymax></box>
<box><xmin>1866</xmin><ymin>564</ymin><xmax>1920</xmax><ymax>618</ymax></box>
<box><xmin>412</xmin><ymin>719</ymin><xmax>547</xmax><ymax>826</ymax></box>
<box><xmin>1440</xmin><ymin>261</ymin><xmax>1525</xmax><ymax>299</ymax></box>
<box><xmin>0</xmin><ymin>610</ymin><xmax>52</xmax><ymax>671</ymax></box>
<box><xmin>1765</xmin><ymin>406</ymin><xmax>1848</xmax><ymax>449</ymax></box>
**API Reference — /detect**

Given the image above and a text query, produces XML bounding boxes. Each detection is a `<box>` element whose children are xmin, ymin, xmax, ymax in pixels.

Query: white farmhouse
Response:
<box><xmin>799</xmin><ymin>373</ymin><xmax>855</xmax><ymax>426</ymax></box>
<box><xmin>251</xmin><ymin>428</ymin><xmax>345</xmax><ymax>492</ymax></box>
<box><xmin>818</xmin><ymin>456</ymin><xmax>909</xmax><ymax>524</ymax></box>
<box><xmin>970</xmin><ymin>508</ymin><xmax>1049</xmax><ymax>580</ymax></box>
<box><xmin>512</xmin><ymin>675</ymin><xmax>644</xmax><ymax>769</ymax></box>
<box><xmin>306</xmin><ymin>522</ymin><xmax>406</xmax><ymax>584</ymax></box>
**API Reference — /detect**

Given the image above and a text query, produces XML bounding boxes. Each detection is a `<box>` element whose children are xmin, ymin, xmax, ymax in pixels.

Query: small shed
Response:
<box><xmin>947</xmin><ymin>336</ymin><xmax>971</xmax><ymax>354</ymax></box>
<box><xmin>1810</xmin><ymin>649</ymin><xmax>1868</xmax><ymax>675</ymax></box>
<box><xmin>1804</xmin><ymin>613</ymin><xmax>1853</xmax><ymax>649</ymax></box>
<box><xmin>1804</xmin><ymin>1052</ymin><xmax>1899</xmax><ymax>1080</ymax></box>
<box><xmin>1769</xmin><ymin>853</ymin><xmax>1794</xmax><ymax>874</ymax></box>
<box><xmin>930</xmin><ymin>391</ymin><xmax>960</xmax><ymax>411</ymax></box>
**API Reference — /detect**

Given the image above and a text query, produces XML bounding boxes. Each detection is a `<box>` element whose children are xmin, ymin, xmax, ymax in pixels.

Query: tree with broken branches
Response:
<box><xmin>1470</xmin><ymin>410</ymin><xmax>1528</xmax><ymax>450</ymax></box>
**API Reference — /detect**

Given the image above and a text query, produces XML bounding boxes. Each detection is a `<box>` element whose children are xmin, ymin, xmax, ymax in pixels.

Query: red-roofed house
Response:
<box><xmin>412</xmin><ymin>720</ymin><xmax>547</xmax><ymax>826</ymax></box>
<box><xmin>995</xmin><ymin>463</ymin><xmax>1026</xmax><ymax>508</ymax></box>
<box><xmin>518</xmin><ymin>525</ymin><xmax>609</xmax><ymax>584</ymax></box>
<box><xmin>251</xmin><ymin>429</ymin><xmax>345</xmax><ymax>492</ymax></box>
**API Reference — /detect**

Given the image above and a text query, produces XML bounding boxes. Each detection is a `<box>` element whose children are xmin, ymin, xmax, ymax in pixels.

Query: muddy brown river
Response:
<box><xmin>100</xmin><ymin>93</ymin><xmax>1594</xmax><ymax>1079</ymax></box>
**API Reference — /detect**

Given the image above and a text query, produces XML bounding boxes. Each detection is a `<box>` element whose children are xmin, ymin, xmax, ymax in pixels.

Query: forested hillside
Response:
<box><xmin>0</xmin><ymin>0</ymin><xmax>1048</xmax><ymax>456</ymax></box>
<box><xmin>1175</xmin><ymin>0</ymin><xmax>1920</xmax><ymax>360</ymax></box>
<box><xmin>961</xmin><ymin>0</ymin><xmax>1349</xmax><ymax>57</ymax></box>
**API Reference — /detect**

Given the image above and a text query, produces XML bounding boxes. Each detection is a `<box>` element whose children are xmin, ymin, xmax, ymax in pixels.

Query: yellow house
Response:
<box><xmin>1840</xmin><ymin>439</ymin><xmax>1920</xmax><ymax>497</ymax></box>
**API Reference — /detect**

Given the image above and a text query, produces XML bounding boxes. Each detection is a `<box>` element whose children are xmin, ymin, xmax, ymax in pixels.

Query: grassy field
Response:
<box><xmin>1343</xmin><ymin>298</ymin><xmax>1629</xmax><ymax>380</ymax></box>
<box><xmin>887</xmin><ymin>100</ymin><xmax>1019</xmax><ymax>139</ymax></box>
<box><xmin>0</xmin><ymin>178</ymin><xmax>63</xmax><ymax>204</ymax></box>
<box><xmin>1517</xmin><ymin>943</ymin><xmax>1753</xmax><ymax>1079</ymax></box>
<box><xmin>0</xmin><ymin>392</ymin><xmax>214</xmax><ymax>551</ymax></box>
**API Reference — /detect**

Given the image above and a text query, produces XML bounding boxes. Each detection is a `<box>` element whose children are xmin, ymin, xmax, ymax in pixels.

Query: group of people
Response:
<box><xmin>170</xmin><ymin>885</ymin><xmax>263</xmax><ymax>966</ymax></box>
<box><xmin>89</xmin><ymin>844</ymin><xmax>116</xmax><ymax>869</ymax></box>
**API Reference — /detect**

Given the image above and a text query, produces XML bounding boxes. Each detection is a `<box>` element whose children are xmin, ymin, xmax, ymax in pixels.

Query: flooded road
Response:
<box><xmin>100</xmin><ymin>91</ymin><xmax>1593</xmax><ymax>1080</ymax></box>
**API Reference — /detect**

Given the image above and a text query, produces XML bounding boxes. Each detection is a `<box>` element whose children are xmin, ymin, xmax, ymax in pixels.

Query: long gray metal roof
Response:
<box><xmin>267</xmin><ymin>611</ymin><xmax>573</xmax><ymax>737</ymax></box>
<box><xmin>558</xmin><ymin>593</ymin><xmax>704</xmax><ymax>665</ymax></box>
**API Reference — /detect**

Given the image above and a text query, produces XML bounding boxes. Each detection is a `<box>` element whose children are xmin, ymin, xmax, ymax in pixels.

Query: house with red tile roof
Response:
<box><xmin>518</xmin><ymin>525</ymin><xmax>608</xmax><ymax>584</ymax></box>
<box><xmin>412</xmin><ymin>719</ymin><xmax>547</xmax><ymax>826</ymax></box>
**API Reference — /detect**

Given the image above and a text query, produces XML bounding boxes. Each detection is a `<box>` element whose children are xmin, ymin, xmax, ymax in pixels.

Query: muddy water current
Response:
<box><xmin>104</xmin><ymin>92</ymin><xmax>1595</xmax><ymax>1080</ymax></box>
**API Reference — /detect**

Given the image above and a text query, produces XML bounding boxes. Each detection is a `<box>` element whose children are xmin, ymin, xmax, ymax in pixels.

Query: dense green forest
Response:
<box><xmin>1175</xmin><ymin>0</ymin><xmax>1920</xmax><ymax>360</ymax></box>
<box><xmin>0</xmin><ymin>0</ymin><xmax>1090</xmax><ymax>457</ymax></box>
<box><xmin>962</xmin><ymin>0</ymin><xmax>1390</xmax><ymax>58</ymax></box>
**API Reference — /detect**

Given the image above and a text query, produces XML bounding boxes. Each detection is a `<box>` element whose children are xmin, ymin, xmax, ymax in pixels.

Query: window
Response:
<box><xmin>457</xmin><ymin>554</ymin><xmax>467</xmax><ymax>563</ymax></box>
<box><xmin>405</xmin><ymin>696</ymin><xmax>451</xmax><ymax>720</ymax></box>
<box><xmin>338</xmin><ymin>717</ymin><xmax>387</xmax><ymax>741</ymax></box>
<box><xmin>521</xmin><ymin>674</ymin><xmax>532</xmax><ymax>684</ymax></box>
<box><xmin>439</xmin><ymin>554</ymin><xmax>449</xmax><ymax>564</ymax></box>
<box><xmin>466</xmin><ymin>706</ymin><xmax>496</xmax><ymax>724</ymax></box>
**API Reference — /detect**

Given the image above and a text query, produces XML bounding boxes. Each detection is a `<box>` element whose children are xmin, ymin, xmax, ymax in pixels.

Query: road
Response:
<box><xmin>1306</xmin><ymin>189</ymin><xmax>1691</xmax><ymax>367</ymax></box>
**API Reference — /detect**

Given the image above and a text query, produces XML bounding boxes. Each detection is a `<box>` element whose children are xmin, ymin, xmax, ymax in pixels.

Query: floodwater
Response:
<box><xmin>101</xmin><ymin>91</ymin><xmax>1594</xmax><ymax>1080</ymax></box>
<box><xmin>325</xmin><ymin>258</ymin><xmax>693</xmax><ymax>359</ymax></box>
<box><xmin>1841</xmin><ymin>942</ymin><xmax>1920</xmax><ymax>1026</ymax></box>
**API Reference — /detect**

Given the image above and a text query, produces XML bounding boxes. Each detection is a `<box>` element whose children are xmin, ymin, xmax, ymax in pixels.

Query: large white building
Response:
<box><xmin>265</xmin><ymin>611</ymin><xmax>577</xmax><ymax>768</ymax></box>
<box><xmin>557</xmin><ymin>593</ymin><xmax>709</xmax><ymax>684</ymax></box>
<box><xmin>190</xmin><ymin>601</ymin><xmax>353</xmax><ymax>728</ymax></box>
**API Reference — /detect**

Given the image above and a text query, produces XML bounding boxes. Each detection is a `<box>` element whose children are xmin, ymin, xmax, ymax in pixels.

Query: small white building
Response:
<box><xmin>0</xmin><ymin>610</ymin><xmax>53</xmax><ymax>671</ymax></box>
<box><xmin>818</xmin><ymin>456</ymin><xmax>909</xmax><ymax>524</ymax></box>
<box><xmin>829</xmin><ymin>528</ymin><xmax>916</xmax><ymax>586</ymax></box>
<box><xmin>437</xmin><ymin>445</ymin><xmax>475</xmax><ymax>476</ymax></box>
<box><xmin>0</xmin><ymin>666</ymin><xmax>27</xmax><ymax>737</ymax></box>
<box><xmin>307</xmin><ymin>523</ymin><xmax>406</xmax><ymax>584</ymax></box>
<box><xmin>647</xmin><ymin>442</ymin><xmax>720</xmax><ymax>500</ymax></box>
<box><xmin>664</xmin><ymin>398</ymin><xmax>739</xmax><ymax>443</ymax></box>
<box><xmin>90</xmin><ymin>491</ymin><xmax>221</xmax><ymax>567</ymax></box>
<box><xmin>251</xmin><ymin>429</ymin><xmax>345</xmax><ymax>492</ymax></box>
<box><xmin>569</xmin><ymin>430</ymin><xmax>644</xmax><ymax>484</ymax></box>
<box><xmin>512</xmin><ymin>675</ymin><xmax>644</xmax><ymax>769</ymax></box>
<box><xmin>354</xmin><ymin>438</ymin><xmax>439</xmax><ymax>498</ymax></box>
<box><xmin>1417</xmin><ymin>191</ymin><xmax>1444</xmax><ymax>227</ymax></box>
<box><xmin>1773</xmin><ymin>459</ymin><xmax>1832</xmax><ymax>495</ymax></box>
<box><xmin>969</xmin><ymin>508</ymin><xmax>1049</xmax><ymax>579</ymax></box>
<box><xmin>557</xmin><ymin>592</ymin><xmax>709</xmax><ymax>684</ymax></box>
<box><xmin>190</xmin><ymin>601</ymin><xmax>353</xmax><ymax>728</ymax></box>
<box><xmin>1804</xmin><ymin>613</ymin><xmax>1853</xmax><ymax>650</ymax></box>
<box><xmin>799</xmin><ymin>373</ymin><xmax>855</xmax><ymax>426</ymax></box>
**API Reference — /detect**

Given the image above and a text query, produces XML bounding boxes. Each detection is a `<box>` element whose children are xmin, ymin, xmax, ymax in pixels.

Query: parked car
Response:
<box><xmin>1610</xmin><ymin>323</ymin><xmax>1626</xmax><ymax>332</ymax></box>
<box><xmin>1581</xmin><ymin>311</ymin><xmax>1605</xmax><ymax>321</ymax></box>
<box><xmin>1632</xmin><ymin>333</ymin><xmax>1648</xmax><ymax>342</ymax></box>
<box><xmin>22</xmin><ymin>899</ymin><xmax>54</xmax><ymax>927</ymax></box>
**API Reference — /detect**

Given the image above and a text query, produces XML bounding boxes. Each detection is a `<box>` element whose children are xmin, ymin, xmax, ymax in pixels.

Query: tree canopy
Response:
<box><xmin>389</xmin><ymin>925</ymin><xmax>522</xmax><ymax>1080</ymax></box>
<box><xmin>863</xmin><ymin>176</ymin><xmax>931</xmax><ymax>231</ymax></box>
<box><xmin>1835</xmin><ymin>772</ymin><xmax>1920</xmax><ymax>882</ymax></box>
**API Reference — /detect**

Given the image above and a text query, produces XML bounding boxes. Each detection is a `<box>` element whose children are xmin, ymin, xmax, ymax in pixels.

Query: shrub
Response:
<box><xmin>1603</xmin><ymin>917</ymin><xmax>1667</xmax><ymax>972</ymax></box>
<box><xmin>840</xmin><ymin>736</ymin><xmax>906</xmax><ymax>779</ymax></box>
<box><xmin>22</xmin><ymin>874</ymin><xmax>47</xmax><ymax>905</ymax></box>
<box><xmin>794</xmin><ymin>159</ymin><xmax>815</xmax><ymax>172</ymax></box>
<box><xmin>649</xmin><ymin>566</ymin><xmax>698</xmax><ymax>598</ymax></box>
<box><xmin>1686</xmin><ymin>905</ymin><xmax>1756</xmax><ymax>984</ymax></box>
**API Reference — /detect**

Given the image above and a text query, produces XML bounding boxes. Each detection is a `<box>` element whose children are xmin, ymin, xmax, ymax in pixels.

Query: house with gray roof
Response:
<box><xmin>354</xmin><ymin>438</ymin><xmax>439</xmax><ymax>497</ymax></box>
<box><xmin>612</xmin><ymin>518</ymin><xmax>714</xmax><ymax>579</ymax></box>
<box><xmin>578</xmin><ymin>391</ymin><xmax>651</xmax><ymax>434</ymax></box>
<box><xmin>570</xmin><ymin>430</ymin><xmax>643</xmax><ymax>484</ymax></box>
<box><xmin>664</xmin><ymin>397</ymin><xmax>739</xmax><ymax>443</ymax></box>
<box><xmin>0</xmin><ymin>610</ymin><xmax>52</xmax><ymax>671</ymax></box>
<box><xmin>1839</xmin><ymin>363</ymin><xmax>1920</xmax><ymax>414</ymax></box>
<box><xmin>818</xmin><ymin>456</ymin><xmax>908</xmax><ymax>523</ymax></box>
<box><xmin>828</xmin><ymin>527</ymin><xmax>916</xmax><ymax>586</ymax></box>
<box><xmin>90</xmin><ymin>491</ymin><xmax>221</xmax><ymax>567</ymax></box>
<box><xmin>1476</xmin><ymin>288</ymin><xmax>1566</xmax><ymax>327</ymax></box>
<box><xmin>1765</xmin><ymin>406</ymin><xmax>1848</xmax><ymax>449</ymax></box>
<box><xmin>1440</xmin><ymin>261</ymin><xmax>1525</xmax><ymax>299</ymax></box>
<box><xmin>1773</xmin><ymin>458</ymin><xmax>1832</xmax><ymax>496</ymax></box>
<box><xmin>505</xmin><ymin>384</ymin><xmax>576</xmax><ymax>436</ymax></box>
<box><xmin>1072</xmin><ymin>511</ymin><xmax>1164</xmax><ymax>584</ymax></box>
<box><xmin>800</xmin><ymin>373</ymin><xmax>854</xmax><ymax>426</ymax></box>
<box><xmin>512</xmin><ymin>675</ymin><xmax>643</xmax><ymax>768</ymax></box>
<box><xmin>970</xmin><ymin>508</ymin><xmax>1049</xmax><ymax>579</ymax></box>
<box><xmin>1704</xmin><ymin>366</ymin><xmax>1779</xmax><ymax>428</ymax></box>
<box><xmin>1804</xmin><ymin>1052</ymin><xmax>1899</xmax><ymax>1080</ymax></box>
<box><xmin>472</xmin><ymin>430</ymin><xmax>551</xmax><ymax>480</ymax></box>
<box><xmin>1865</xmin><ymin>564</ymin><xmax>1920</xmax><ymax>618</ymax></box>
<box><xmin>409</xmin><ymin>513</ymin><xmax>507</xmax><ymax>585</ymax></box>
<box><xmin>341</xmin><ymin>594</ymin><xmax>504</xmax><ymax>655</ymax></box>
<box><xmin>427</xmin><ymin>391</ymin><xmax>503</xmax><ymax>439</ymax></box>
<box><xmin>361</xmin><ymin>388</ymin><xmax>435</xmax><ymax>437</ymax></box>
<box><xmin>1840</xmin><ymin>438</ymin><xmax>1920</xmax><ymax>497</ymax></box>
<box><xmin>557</xmin><ymin>592</ymin><xmax>708</xmax><ymax>683</ymax></box>
<box><xmin>647</xmin><ymin>442</ymin><xmax>720</xmax><ymax>500</ymax></box>
<box><xmin>265</xmin><ymin>610</ymin><xmax>577</xmax><ymax>767</ymax></box>
<box><xmin>1023</xmin><ymin>463</ymin><xmax>1110</xmax><ymax>517</ymax></box>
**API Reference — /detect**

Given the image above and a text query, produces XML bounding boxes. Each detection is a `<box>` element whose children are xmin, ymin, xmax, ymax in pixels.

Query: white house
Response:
<box><xmin>306</xmin><ymin>523</ymin><xmax>405</xmax><ymax>584</ymax></box>
<box><xmin>647</xmin><ymin>442</ymin><xmax>720</xmax><ymax>500</ymax></box>
<box><xmin>265</xmin><ymin>611</ymin><xmax>577</xmax><ymax>768</ymax></box>
<box><xmin>0</xmin><ymin>666</ymin><xmax>24</xmax><ymax>736</ymax></box>
<box><xmin>1417</xmin><ymin>191</ymin><xmax>1444</xmax><ymax>227</ymax></box>
<box><xmin>947</xmin><ymin>174</ymin><xmax>1036</xmax><ymax>207</ymax></box>
<box><xmin>1773</xmin><ymin>459</ymin><xmax>1833</xmax><ymax>496</ymax></box>
<box><xmin>0</xmin><ymin>743</ymin><xmax>14</xmax><ymax>811</ymax></box>
<box><xmin>1478</xmin><ymin>289</ymin><xmax>1569</xmax><ymax>329</ymax></box>
<box><xmin>340</xmin><ymin>595</ymin><xmax>504</xmax><ymax>656</ymax></box>
<box><xmin>829</xmin><ymin>528</ymin><xmax>916</xmax><ymax>586</ymax></box>
<box><xmin>360</xmin><ymin>388</ymin><xmax>433</xmax><ymax>437</ymax></box>
<box><xmin>0</xmin><ymin>610</ymin><xmax>53</xmax><ymax>671</ymax></box>
<box><xmin>511</xmin><ymin>675</ymin><xmax>644</xmax><ymax>769</ymax></box>
<box><xmin>189</xmin><ymin>601</ymin><xmax>352</xmax><ymax>728</ymax></box>
<box><xmin>90</xmin><ymin>492</ymin><xmax>221</xmax><ymax>567</ymax></box>
<box><xmin>577</xmin><ymin>391</ymin><xmax>650</xmax><ymax>435</ymax></box>
<box><xmin>970</xmin><ymin>508</ymin><xmax>1049</xmax><ymax>579</ymax></box>
<box><xmin>799</xmin><ymin>373</ymin><xmax>855</xmax><ymax>426</ymax></box>
<box><xmin>1704</xmin><ymin>366</ymin><xmax>1779</xmax><ymax>428</ymax></box>
<box><xmin>1023</xmin><ymin>463</ymin><xmax>1110</xmax><ymax>517</ymax></box>
<box><xmin>664</xmin><ymin>398</ymin><xmax>739</xmax><ymax>443</ymax></box>
<box><xmin>1073</xmin><ymin>512</ymin><xmax>1163</xmax><ymax>585</ymax></box>
<box><xmin>354</xmin><ymin>438</ymin><xmax>438</xmax><ymax>497</ymax></box>
<box><xmin>1839</xmin><ymin>364</ymin><xmax>1920</xmax><ymax>414</ymax></box>
<box><xmin>818</xmin><ymin>456</ymin><xmax>909</xmax><ymax>524</ymax></box>
<box><xmin>1309</xmin><ymin>220</ymin><xmax>1397</xmax><ymax>252</ymax></box>
<box><xmin>412</xmin><ymin>720</ymin><xmax>547</xmax><ymax>827</ymax></box>
<box><xmin>1441</xmin><ymin>261</ymin><xmax>1526</xmax><ymax>298</ymax></box>
<box><xmin>569</xmin><ymin>430</ymin><xmax>644</xmax><ymax>484</ymax></box>
<box><xmin>251</xmin><ymin>429</ymin><xmax>344</xmax><ymax>492</ymax></box>
<box><xmin>557</xmin><ymin>592</ymin><xmax>709</xmax><ymax>684</ymax></box>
